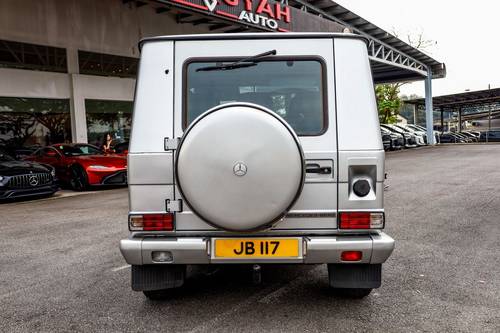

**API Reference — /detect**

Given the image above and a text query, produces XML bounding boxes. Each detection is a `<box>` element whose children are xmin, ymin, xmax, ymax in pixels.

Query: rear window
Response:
<box><xmin>184</xmin><ymin>58</ymin><xmax>326</xmax><ymax>136</ymax></box>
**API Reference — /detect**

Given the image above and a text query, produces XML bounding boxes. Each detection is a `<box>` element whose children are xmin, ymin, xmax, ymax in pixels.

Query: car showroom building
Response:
<box><xmin>0</xmin><ymin>0</ymin><xmax>445</xmax><ymax>152</ymax></box>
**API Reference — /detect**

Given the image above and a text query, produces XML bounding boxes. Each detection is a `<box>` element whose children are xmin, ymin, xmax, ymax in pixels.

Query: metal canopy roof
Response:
<box><xmin>406</xmin><ymin>88</ymin><xmax>500</xmax><ymax>125</ymax></box>
<box><xmin>126</xmin><ymin>0</ymin><xmax>446</xmax><ymax>83</ymax></box>
<box><xmin>288</xmin><ymin>0</ymin><xmax>446</xmax><ymax>82</ymax></box>
<box><xmin>405</xmin><ymin>88</ymin><xmax>500</xmax><ymax>109</ymax></box>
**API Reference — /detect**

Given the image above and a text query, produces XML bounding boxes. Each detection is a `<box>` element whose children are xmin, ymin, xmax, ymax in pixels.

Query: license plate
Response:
<box><xmin>214</xmin><ymin>238</ymin><xmax>299</xmax><ymax>258</ymax></box>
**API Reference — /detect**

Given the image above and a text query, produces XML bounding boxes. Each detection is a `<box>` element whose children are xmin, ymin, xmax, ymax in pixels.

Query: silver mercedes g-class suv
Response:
<box><xmin>120</xmin><ymin>33</ymin><xmax>394</xmax><ymax>299</ymax></box>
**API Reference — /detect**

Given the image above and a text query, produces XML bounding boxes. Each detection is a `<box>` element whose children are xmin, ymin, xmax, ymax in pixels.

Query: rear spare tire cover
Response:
<box><xmin>176</xmin><ymin>103</ymin><xmax>305</xmax><ymax>231</ymax></box>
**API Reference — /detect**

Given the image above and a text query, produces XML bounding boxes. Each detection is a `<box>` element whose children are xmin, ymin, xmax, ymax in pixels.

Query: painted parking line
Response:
<box><xmin>112</xmin><ymin>265</ymin><xmax>131</xmax><ymax>272</ymax></box>
<box><xmin>258</xmin><ymin>265</ymin><xmax>322</xmax><ymax>304</ymax></box>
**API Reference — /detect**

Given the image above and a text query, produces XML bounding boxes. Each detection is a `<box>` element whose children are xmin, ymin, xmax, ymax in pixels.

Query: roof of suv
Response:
<box><xmin>139</xmin><ymin>32</ymin><xmax>367</xmax><ymax>49</ymax></box>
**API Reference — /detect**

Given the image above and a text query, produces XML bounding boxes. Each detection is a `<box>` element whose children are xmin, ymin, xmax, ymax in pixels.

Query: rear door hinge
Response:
<box><xmin>164</xmin><ymin>137</ymin><xmax>179</xmax><ymax>151</ymax></box>
<box><xmin>166</xmin><ymin>199</ymin><xmax>183</xmax><ymax>213</ymax></box>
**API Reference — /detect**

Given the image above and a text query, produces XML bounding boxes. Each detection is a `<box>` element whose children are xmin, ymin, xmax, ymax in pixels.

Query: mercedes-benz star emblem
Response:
<box><xmin>29</xmin><ymin>175</ymin><xmax>39</xmax><ymax>186</ymax></box>
<box><xmin>233</xmin><ymin>162</ymin><xmax>247</xmax><ymax>177</ymax></box>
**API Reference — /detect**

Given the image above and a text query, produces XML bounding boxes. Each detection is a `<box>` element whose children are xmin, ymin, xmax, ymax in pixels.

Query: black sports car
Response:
<box><xmin>0</xmin><ymin>149</ymin><xmax>59</xmax><ymax>200</ymax></box>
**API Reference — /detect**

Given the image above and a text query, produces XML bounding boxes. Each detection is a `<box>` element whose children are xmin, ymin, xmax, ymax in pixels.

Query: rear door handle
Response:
<box><xmin>306</xmin><ymin>163</ymin><xmax>332</xmax><ymax>174</ymax></box>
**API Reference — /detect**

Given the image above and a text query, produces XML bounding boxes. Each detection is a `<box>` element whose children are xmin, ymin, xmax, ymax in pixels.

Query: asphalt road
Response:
<box><xmin>1</xmin><ymin>145</ymin><xmax>499</xmax><ymax>332</ymax></box>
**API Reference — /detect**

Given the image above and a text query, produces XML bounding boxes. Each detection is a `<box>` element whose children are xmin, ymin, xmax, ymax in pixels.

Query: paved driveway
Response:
<box><xmin>1</xmin><ymin>145</ymin><xmax>499</xmax><ymax>332</ymax></box>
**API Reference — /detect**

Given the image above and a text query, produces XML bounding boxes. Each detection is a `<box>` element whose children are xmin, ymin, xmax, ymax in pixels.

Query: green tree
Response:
<box><xmin>376</xmin><ymin>84</ymin><xmax>402</xmax><ymax>124</ymax></box>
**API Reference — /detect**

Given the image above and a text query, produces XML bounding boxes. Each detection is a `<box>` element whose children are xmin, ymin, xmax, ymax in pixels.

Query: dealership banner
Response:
<box><xmin>158</xmin><ymin>0</ymin><xmax>292</xmax><ymax>31</ymax></box>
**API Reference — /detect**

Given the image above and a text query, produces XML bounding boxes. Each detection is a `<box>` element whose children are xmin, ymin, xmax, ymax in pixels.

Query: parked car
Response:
<box><xmin>381</xmin><ymin>124</ymin><xmax>417</xmax><ymax>148</ymax></box>
<box><xmin>24</xmin><ymin>143</ymin><xmax>127</xmax><ymax>190</ymax></box>
<box><xmin>439</xmin><ymin>132</ymin><xmax>458</xmax><ymax>143</ymax></box>
<box><xmin>453</xmin><ymin>132</ymin><xmax>473</xmax><ymax>143</ymax></box>
<box><xmin>439</xmin><ymin>132</ymin><xmax>467</xmax><ymax>143</ymax></box>
<box><xmin>381</xmin><ymin>127</ymin><xmax>403</xmax><ymax>150</ymax></box>
<box><xmin>391</xmin><ymin>131</ymin><xmax>405</xmax><ymax>150</ymax></box>
<box><xmin>0</xmin><ymin>145</ymin><xmax>40</xmax><ymax>160</ymax></box>
<box><xmin>381</xmin><ymin>129</ymin><xmax>392</xmax><ymax>151</ymax></box>
<box><xmin>394</xmin><ymin>124</ymin><xmax>426</xmax><ymax>146</ymax></box>
<box><xmin>120</xmin><ymin>33</ymin><xmax>395</xmax><ymax>300</ymax></box>
<box><xmin>460</xmin><ymin>131</ymin><xmax>479</xmax><ymax>142</ymax></box>
<box><xmin>407</xmin><ymin>124</ymin><xmax>440</xmax><ymax>144</ymax></box>
<box><xmin>0</xmin><ymin>148</ymin><xmax>58</xmax><ymax>200</ymax></box>
<box><xmin>464</xmin><ymin>130</ymin><xmax>481</xmax><ymax>139</ymax></box>
<box><xmin>111</xmin><ymin>141</ymin><xmax>129</xmax><ymax>156</ymax></box>
<box><xmin>13</xmin><ymin>146</ymin><xmax>41</xmax><ymax>159</ymax></box>
<box><xmin>479</xmin><ymin>130</ymin><xmax>500</xmax><ymax>142</ymax></box>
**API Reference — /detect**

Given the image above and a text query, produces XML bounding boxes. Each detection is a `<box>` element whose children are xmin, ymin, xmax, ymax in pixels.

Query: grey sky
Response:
<box><xmin>334</xmin><ymin>0</ymin><xmax>500</xmax><ymax>97</ymax></box>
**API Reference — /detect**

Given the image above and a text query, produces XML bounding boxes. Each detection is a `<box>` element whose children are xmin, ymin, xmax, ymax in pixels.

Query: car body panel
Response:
<box><xmin>24</xmin><ymin>144</ymin><xmax>127</xmax><ymax>186</ymax></box>
<box><xmin>0</xmin><ymin>150</ymin><xmax>58</xmax><ymax>200</ymax></box>
<box><xmin>171</xmin><ymin>37</ymin><xmax>339</xmax><ymax>231</ymax></box>
<box><xmin>124</xmin><ymin>33</ymin><xmax>393</xmax><ymax>269</ymax></box>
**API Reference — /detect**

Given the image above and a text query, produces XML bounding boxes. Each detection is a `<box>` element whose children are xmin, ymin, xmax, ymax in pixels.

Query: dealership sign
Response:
<box><xmin>170</xmin><ymin>0</ymin><xmax>291</xmax><ymax>31</ymax></box>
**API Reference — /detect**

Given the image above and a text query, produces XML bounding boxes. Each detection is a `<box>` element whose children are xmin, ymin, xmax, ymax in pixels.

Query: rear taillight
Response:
<box><xmin>129</xmin><ymin>213</ymin><xmax>174</xmax><ymax>231</ymax></box>
<box><xmin>339</xmin><ymin>212</ymin><xmax>384</xmax><ymax>229</ymax></box>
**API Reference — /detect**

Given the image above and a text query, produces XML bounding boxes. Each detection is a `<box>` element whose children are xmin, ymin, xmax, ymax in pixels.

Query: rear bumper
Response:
<box><xmin>120</xmin><ymin>232</ymin><xmax>395</xmax><ymax>265</ymax></box>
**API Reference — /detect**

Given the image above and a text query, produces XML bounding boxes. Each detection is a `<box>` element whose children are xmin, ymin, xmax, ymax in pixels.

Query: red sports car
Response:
<box><xmin>24</xmin><ymin>143</ymin><xmax>127</xmax><ymax>191</ymax></box>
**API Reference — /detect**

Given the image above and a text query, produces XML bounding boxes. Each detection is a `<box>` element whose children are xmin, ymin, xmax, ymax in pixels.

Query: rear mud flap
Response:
<box><xmin>131</xmin><ymin>265</ymin><xmax>185</xmax><ymax>291</ymax></box>
<box><xmin>328</xmin><ymin>264</ymin><xmax>381</xmax><ymax>289</ymax></box>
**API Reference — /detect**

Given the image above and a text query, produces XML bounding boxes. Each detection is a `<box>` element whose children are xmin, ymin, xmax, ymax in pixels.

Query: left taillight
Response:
<box><xmin>129</xmin><ymin>213</ymin><xmax>174</xmax><ymax>231</ymax></box>
<box><xmin>339</xmin><ymin>212</ymin><xmax>384</xmax><ymax>230</ymax></box>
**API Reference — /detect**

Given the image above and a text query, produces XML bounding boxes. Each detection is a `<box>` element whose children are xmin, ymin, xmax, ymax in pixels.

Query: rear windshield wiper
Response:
<box><xmin>196</xmin><ymin>49</ymin><xmax>277</xmax><ymax>72</ymax></box>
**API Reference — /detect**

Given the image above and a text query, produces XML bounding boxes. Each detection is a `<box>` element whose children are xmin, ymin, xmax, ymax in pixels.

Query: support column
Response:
<box><xmin>69</xmin><ymin>76</ymin><xmax>88</xmax><ymax>143</ymax></box>
<box><xmin>458</xmin><ymin>107</ymin><xmax>462</xmax><ymax>132</ymax></box>
<box><xmin>413</xmin><ymin>103</ymin><xmax>417</xmax><ymax>124</ymax></box>
<box><xmin>424</xmin><ymin>69</ymin><xmax>435</xmax><ymax>144</ymax></box>
<box><xmin>488</xmin><ymin>103</ymin><xmax>492</xmax><ymax>132</ymax></box>
<box><xmin>67</xmin><ymin>48</ymin><xmax>88</xmax><ymax>143</ymax></box>
<box><xmin>440</xmin><ymin>107</ymin><xmax>444</xmax><ymax>133</ymax></box>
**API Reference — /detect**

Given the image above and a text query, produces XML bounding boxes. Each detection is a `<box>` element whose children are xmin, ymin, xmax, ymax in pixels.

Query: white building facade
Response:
<box><xmin>0</xmin><ymin>0</ymin><xmax>213</xmax><ymax>150</ymax></box>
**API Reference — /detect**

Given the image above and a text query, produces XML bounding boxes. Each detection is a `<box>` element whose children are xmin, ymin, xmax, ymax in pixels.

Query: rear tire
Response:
<box><xmin>331</xmin><ymin>288</ymin><xmax>372</xmax><ymax>299</ymax></box>
<box><xmin>70</xmin><ymin>165</ymin><xmax>88</xmax><ymax>191</ymax></box>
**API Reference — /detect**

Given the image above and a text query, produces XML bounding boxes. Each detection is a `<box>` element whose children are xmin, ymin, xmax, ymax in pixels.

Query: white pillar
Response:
<box><xmin>69</xmin><ymin>75</ymin><xmax>88</xmax><ymax>143</ymax></box>
<box><xmin>67</xmin><ymin>48</ymin><xmax>88</xmax><ymax>143</ymax></box>
<box><xmin>424</xmin><ymin>69</ymin><xmax>435</xmax><ymax>145</ymax></box>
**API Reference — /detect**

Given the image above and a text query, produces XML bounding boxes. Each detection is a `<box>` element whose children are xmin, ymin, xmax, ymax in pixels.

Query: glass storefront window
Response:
<box><xmin>0</xmin><ymin>97</ymin><xmax>71</xmax><ymax>156</ymax></box>
<box><xmin>0</xmin><ymin>40</ymin><xmax>67</xmax><ymax>73</ymax></box>
<box><xmin>85</xmin><ymin>99</ymin><xmax>132</xmax><ymax>149</ymax></box>
<box><xmin>78</xmin><ymin>51</ymin><xmax>138</xmax><ymax>78</ymax></box>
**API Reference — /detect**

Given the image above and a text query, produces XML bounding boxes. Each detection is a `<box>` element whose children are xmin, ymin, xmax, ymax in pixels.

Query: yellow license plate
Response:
<box><xmin>214</xmin><ymin>238</ymin><xmax>299</xmax><ymax>258</ymax></box>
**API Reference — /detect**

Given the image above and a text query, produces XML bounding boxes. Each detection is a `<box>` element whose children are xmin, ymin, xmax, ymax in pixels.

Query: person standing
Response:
<box><xmin>102</xmin><ymin>133</ymin><xmax>113</xmax><ymax>153</ymax></box>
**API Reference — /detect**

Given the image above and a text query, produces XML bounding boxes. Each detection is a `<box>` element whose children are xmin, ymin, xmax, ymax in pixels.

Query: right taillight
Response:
<box><xmin>339</xmin><ymin>212</ymin><xmax>384</xmax><ymax>229</ymax></box>
<box><xmin>129</xmin><ymin>213</ymin><xmax>174</xmax><ymax>231</ymax></box>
